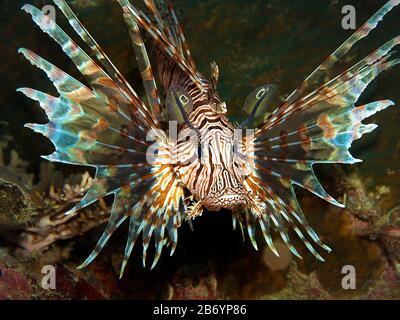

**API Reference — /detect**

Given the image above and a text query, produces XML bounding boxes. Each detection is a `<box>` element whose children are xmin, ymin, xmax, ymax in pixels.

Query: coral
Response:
<box><xmin>169</xmin><ymin>264</ymin><xmax>218</xmax><ymax>300</ymax></box>
<box><xmin>358</xmin><ymin>262</ymin><xmax>400</xmax><ymax>299</ymax></box>
<box><xmin>0</xmin><ymin>182</ymin><xmax>37</xmax><ymax>228</ymax></box>
<box><xmin>262</xmin><ymin>262</ymin><xmax>332</xmax><ymax>300</ymax></box>
<box><xmin>0</xmin><ymin>264</ymin><xmax>32</xmax><ymax>300</ymax></box>
<box><xmin>0</xmin><ymin>136</ymin><xmax>39</xmax><ymax>228</ymax></box>
<box><xmin>0</xmin><ymin>245</ymin><xmax>125</xmax><ymax>300</ymax></box>
<box><xmin>0</xmin><ymin>136</ymin><xmax>109</xmax><ymax>252</ymax></box>
<box><xmin>339</xmin><ymin>170</ymin><xmax>400</xmax><ymax>277</ymax></box>
<box><xmin>4</xmin><ymin>171</ymin><xmax>109</xmax><ymax>252</ymax></box>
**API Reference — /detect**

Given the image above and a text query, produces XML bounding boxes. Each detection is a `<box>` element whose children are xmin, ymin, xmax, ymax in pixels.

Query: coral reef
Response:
<box><xmin>338</xmin><ymin>170</ymin><xmax>400</xmax><ymax>277</ymax></box>
<box><xmin>262</xmin><ymin>263</ymin><xmax>332</xmax><ymax>300</ymax></box>
<box><xmin>0</xmin><ymin>136</ymin><xmax>109</xmax><ymax>252</ymax></box>
<box><xmin>169</xmin><ymin>264</ymin><xmax>218</xmax><ymax>300</ymax></box>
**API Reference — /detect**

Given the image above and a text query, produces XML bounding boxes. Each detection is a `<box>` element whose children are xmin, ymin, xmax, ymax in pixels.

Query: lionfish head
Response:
<box><xmin>201</xmin><ymin>168</ymin><xmax>249</xmax><ymax>212</ymax></box>
<box><xmin>167</xmin><ymin>84</ymin><xmax>277</xmax><ymax>214</ymax></box>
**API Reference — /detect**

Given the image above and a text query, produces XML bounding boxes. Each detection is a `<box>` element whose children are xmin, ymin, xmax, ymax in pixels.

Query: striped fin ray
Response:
<box><xmin>258</xmin><ymin>217</ymin><xmax>279</xmax><ymax>256</ymax></box>
<box><xmin>143</xmin><ymin>0</ymin><xmax>176</xmax><ymax>47</ymax></box>
<box><xmin>265</xmin><ymin>180</ymin><xmax>331</xmax><ymax>260</ymax></box>
<box><xmin>232</xmin><ymin>212</ymin><xmax>246</xmax><ymax>241</ymax></box>
<box><xmin>284</xmin><ymin>0</ymin><xmax>400</xmax><ymax>106</ymax></box>
<box><xmin>53</xmin><ymin>0</ymin><xmax>146</xmax><ymax>115</ymax></box>
<box><xmin>257</xmin><ymin>54</ymin><xmax>400</xmax><ymax>169</ymax></box>
<box><xmin>117</xmin><ymin>0</ymin><xmax>205</xmax><ymax>91</ymax></box>
<box><xmin>264</xmin><ymin>35</ymin><xmax>400</xmax><ymax>132</ymax></box>
<box><xmin>22</xmin><ymin>3</ymin><xmax>157</xmax><ymax>128</ymax></box>
<box><xmin>17</xmin><ymin>51</ymin><xmax>149</xmax><ymax>166</ymax></box>
<box><xmin>120</xmin><ymin>4</ymin><xmax>164</xmax><ymax>120</ymax></box>
<box><xmin>142</xmin><ymin>0</ymin><xmax>198</xmax><ymax>74</ymax></box>
<box><xmin>119</xmin><ymin>166</ymin><xmax>186</xmax><ymax>276</ymax></box>
<box><xmin>246</xmin><ymin>2</ymin><xmax>400</xmax><ymax>259</ymax></box>
<box><xmin>76</xmin><ymin>163</ymin><xmax>186</xmax><ymax>277</ymax></box>
<box><xmin>76</xmin><ymin>191</ymin><xmax>132</xmax><ymax>270</ymax></box>
<box><xmin>142</xmin><ymin>0</ymin><xmax>190</xmax><ymax>66</ymax></box>
<box><xmin>20</xmin><ymin>3</ymin><xmax>187</xmax><ymax>275</ymax></box>
<box><xmin>165</xmin><ymin>0</ymin><xmax>197</xmax><ymax>71</ymax></box>
<box><xmin>243</xmin><ymin>174</ymin><xmax>332</xmax><ymax>261</ymax></box>
<box><xmin>244</xmin><ymin>208</ymin><xmax>258</xmax><ymax>250</ymax></box>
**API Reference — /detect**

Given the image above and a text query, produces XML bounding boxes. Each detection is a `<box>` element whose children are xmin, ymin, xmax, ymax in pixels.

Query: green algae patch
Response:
<box><xmin>0</xmin><ymin>181</ymin><xmax>37</xmax><ymax>227</ymax></box>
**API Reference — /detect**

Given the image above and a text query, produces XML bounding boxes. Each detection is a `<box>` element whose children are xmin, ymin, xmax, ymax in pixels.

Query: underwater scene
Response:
<box><xmin>0</xmin><ymin>0</ymin><xmax>399</xmax><ymax>300</ymax></box>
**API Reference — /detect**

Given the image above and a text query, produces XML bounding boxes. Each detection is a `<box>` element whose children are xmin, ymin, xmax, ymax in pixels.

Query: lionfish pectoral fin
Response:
<box><xmin>53</xmin><ymin>0</ymin><xmax>145</xmax><ymax>111</ymax></box>
<box><xmin>232</xmin><ymin>211</ymin><xmax>246</xmax><ymax>242</ymax></box>
<box><xmin>244</xmin><ymin>0</ymin><xmax>400</xmax><ymax>261</ymax></box>
<box><xmin>20</xmin><ymin>2</ymin><xmax>186</xmax><ymax>276</ymax></box>
<box><xmin>74</xmin><ymin>164</ymin><xmax>187</xmax><ymax>278</ymax></box>
<box><xmin>243</xmin><ymin>181</ymin><xmax>331</xmax><ymax>261</ymax></box>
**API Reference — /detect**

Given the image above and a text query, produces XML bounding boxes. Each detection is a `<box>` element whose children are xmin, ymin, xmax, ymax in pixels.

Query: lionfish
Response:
<box><xmin>18</xmin><ymin>0</ymin><xmax>400</xmax><ymax>277</ymax></box>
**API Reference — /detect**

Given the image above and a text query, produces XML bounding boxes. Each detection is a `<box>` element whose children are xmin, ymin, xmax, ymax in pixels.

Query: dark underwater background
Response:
<box><xmin>0</xmin><ymin>0</ymin><xmax>399</xmax><ymax>299</ymax></box>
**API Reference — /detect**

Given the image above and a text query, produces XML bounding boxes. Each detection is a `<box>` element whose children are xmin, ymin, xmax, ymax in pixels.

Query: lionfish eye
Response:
<box><xmin>238</xmin><ymin>84</ymin><xmax>277</xmax><ymax>129</ymax></box>
<box><xmin>165</xmin><ymin>86</ymin><xmax>194</xmax><ymax>125</ymax></box>
<box><xmin>256</xmin><ymin>88</ymin><xmax>266</xmax><ymax>100</ymax></box>
<box><xmin>180</xmin><ymin>94</ymin><xmax>189</xmax><ymax>105</ymax></box>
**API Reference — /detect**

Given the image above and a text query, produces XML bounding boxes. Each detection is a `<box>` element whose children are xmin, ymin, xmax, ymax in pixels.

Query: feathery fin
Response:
<box><xmin>20</xmin><ymin>2</ymin><xmax>186</xmax><ymax>276</ymax></box>
<box><xmin>244</xmin><ymin>1</ymin><xmax>399</xmax><ymax>262</ymax></box>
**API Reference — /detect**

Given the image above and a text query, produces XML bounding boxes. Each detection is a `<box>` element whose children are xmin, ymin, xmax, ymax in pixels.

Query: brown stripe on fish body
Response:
<box><xmin>156</xmin><ymin>50</ymin><xmax>209</xmax><ymax>108</ymax></box>
<box><xmin>172</xmin><ymin>103</ymin><xmax>238</xmax><ymax>201</ymax></box>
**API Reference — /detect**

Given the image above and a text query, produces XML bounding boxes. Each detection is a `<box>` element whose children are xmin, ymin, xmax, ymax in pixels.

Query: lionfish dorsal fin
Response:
<box><xmin>118</xmin><ymin>0</ymin><xmax>208</xmax><ymax>92</ymax></box>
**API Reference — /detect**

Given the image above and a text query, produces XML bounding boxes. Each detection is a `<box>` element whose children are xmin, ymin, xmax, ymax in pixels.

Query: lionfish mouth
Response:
<box><xmin>202</xmin><ymin>191</ymin><xmax>249</xmax><ymax>212</ymax></box>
